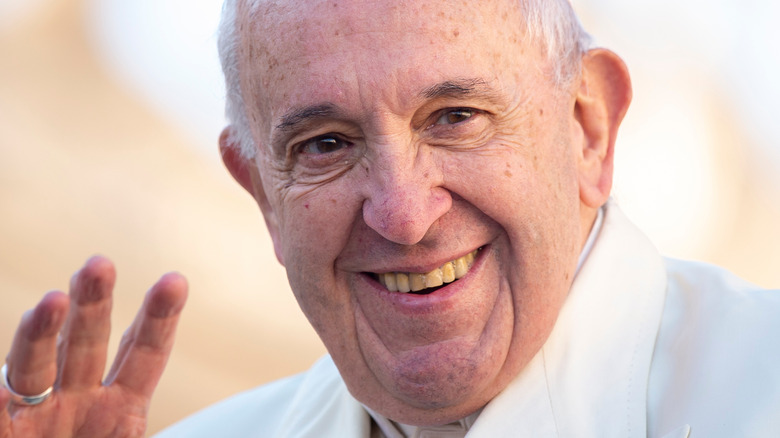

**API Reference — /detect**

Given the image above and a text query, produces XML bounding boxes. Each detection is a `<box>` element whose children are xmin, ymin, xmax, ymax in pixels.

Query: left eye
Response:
<box><xmin>434</xmin><ymin>108</ymin><xmax>475</xmax><ymax>125</ymax></box>
<box><xmin>299</xmin><ymin>134</ymin><xmax>351</xmax><ymax>155</ymax></box>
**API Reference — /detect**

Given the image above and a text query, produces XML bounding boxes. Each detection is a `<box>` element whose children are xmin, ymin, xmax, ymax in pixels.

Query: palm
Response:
<box><xmin>6</xmin><ymin>390</ymin><xmax>141</xmax><ymax>438</ymax></box>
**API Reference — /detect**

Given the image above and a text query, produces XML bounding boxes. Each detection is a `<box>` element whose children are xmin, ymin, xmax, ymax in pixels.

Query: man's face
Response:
<box><xmin>237</xmin><ymin>0</ymin><xmax>590</xmax><ymax>425</ymax></box>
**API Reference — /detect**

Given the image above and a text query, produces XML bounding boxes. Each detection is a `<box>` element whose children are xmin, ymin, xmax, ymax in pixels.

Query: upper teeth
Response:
<box><xmin>377</xmin><ymin>249</ymin><xmax>478</xmax><ymax>293</ymax></box>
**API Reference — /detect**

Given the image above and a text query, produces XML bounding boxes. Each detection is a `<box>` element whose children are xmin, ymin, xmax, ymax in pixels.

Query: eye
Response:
<box><xmin>434</xmin><ymin>108</ymin><xmax>476</xmax><ymax>126</ymax></box>
<box><xmin>298</xmin><ymin>134</ymin><xmax>352</xmax><ymax>155</ymax></box>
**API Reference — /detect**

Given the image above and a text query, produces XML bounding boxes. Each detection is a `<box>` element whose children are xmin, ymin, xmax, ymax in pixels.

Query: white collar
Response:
<box><xmin>576</xmin><ymin>206</ymin><xmax>604</xmax><ymax>275</ymax></box>
<box><xmin>468</xmin><ymin>201</ymin><xmax>667</xmax><ymax>437</ymax></box>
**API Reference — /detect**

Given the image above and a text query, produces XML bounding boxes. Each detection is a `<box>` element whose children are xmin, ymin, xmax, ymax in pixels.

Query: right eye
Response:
<box><xmin>298</xmin><ymin>134</ymin><xmax>352</xmax><ymax>155</ymax></box>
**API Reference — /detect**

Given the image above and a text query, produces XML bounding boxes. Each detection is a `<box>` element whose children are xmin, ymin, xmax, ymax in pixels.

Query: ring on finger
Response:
<box><xmin>1</xmin><ymin>363</ymin><xmax>54</xmax><ymax>406</ymax></box>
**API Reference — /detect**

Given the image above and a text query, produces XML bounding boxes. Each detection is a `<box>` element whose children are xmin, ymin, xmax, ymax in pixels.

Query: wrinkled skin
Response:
<box><xmin>223</xmin><ymin>0</ymin><xmax>630</xmax><ymax>427</ymax></box>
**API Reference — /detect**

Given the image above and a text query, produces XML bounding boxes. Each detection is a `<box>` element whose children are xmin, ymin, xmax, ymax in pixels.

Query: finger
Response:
<box><xmin>105</xmin><ymin>273</ymin><xmax>187</xmax><ymax>399</ymax></box>
<box><xmin>5</xmin><ymin>291</ymin><xmax>69</xmax><ymax>396</ymax></box>
<box><xmin>57</xmin><ymin>256</ymin><xmax>116</xmax><ymax>390</ymax></box>
<box><xmin>0</xmin><ymin>388</ymin><xmax>10</xmax><ymax>436</ymax></box>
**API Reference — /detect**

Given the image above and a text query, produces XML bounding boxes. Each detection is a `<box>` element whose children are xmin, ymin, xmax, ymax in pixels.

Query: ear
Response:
<box><xmin>573</xmin><ymin>48</ymin><xmax>632</xmax><ymax>208</ymax></box>
<box><xmin>219</xmin><ymin>126</ymin><xmax>285</xmax><ymax>265</ymax></box>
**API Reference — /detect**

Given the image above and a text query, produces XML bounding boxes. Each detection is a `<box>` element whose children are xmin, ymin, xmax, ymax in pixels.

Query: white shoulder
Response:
<box><xmin>663</xmin><ymin>258</ymin><xmax>780</xmax><ymax>328</ymax></box>
<box><xmin>648</xmin><ymin>259</ymin><xmax>780</xmax><ymax>437</ymax></box>
<box><xmin>153</xmin><ymin>356</ymin><xmax>350</xmax><ymax>437</ymax></box>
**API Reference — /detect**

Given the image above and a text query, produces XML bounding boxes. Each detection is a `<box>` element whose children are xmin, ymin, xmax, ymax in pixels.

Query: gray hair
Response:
<box><xmin>217</xmin><ymin>0</ymin><xmax>592</xmax><ymax>159</ymax></box>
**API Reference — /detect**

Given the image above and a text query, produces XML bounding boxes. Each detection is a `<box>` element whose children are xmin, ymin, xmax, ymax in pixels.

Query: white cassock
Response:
<box><xmin>155</xmin><ymin>202</ymin><xmax>780</xmax><ymax>437</ymax></box>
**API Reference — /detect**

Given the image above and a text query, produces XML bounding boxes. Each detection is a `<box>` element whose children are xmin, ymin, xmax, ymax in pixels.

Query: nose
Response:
<box><xmin>361</xmin><ymin>147</ymin><xmax>451</xmax><ymax>246</ymax></box>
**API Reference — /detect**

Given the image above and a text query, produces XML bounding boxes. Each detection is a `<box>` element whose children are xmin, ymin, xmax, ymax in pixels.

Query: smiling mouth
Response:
<box><xmin>371</xmin><ymin>248</ymin><xmax>481</xmax><ymax>294</ymax></box>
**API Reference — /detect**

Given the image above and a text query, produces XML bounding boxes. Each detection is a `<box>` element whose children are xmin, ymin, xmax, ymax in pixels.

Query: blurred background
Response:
<box><xmin>0</xmin><ymin>0</ymin><xmax>777</xmax><ymax>434</ymax></box>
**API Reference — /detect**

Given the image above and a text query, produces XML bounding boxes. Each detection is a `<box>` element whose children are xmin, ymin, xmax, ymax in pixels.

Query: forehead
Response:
<box><xmin>236</xmin><ymin>0</ymin><xmax>544</xmax><ymax>134</ymax></box>
<box><xmin>242</xmin><ymin>0</ymin><xmax>521</xmax><ymax>46</ymax></box>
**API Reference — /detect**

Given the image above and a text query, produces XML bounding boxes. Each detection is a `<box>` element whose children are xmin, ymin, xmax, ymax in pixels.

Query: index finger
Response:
<box><xmin>105</xmin><ymin>272</ymin><xmax>187</xmax><ymax>399</ymax></box>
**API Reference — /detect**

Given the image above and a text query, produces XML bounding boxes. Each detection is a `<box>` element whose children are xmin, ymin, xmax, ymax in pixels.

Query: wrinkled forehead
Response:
<box><xmin>234</xmin><ymin>0</ymin><xmax>542</xmax><ymax>139</ymax></box>
<box><xmin>239</xmin><ymin>0</ymin><xmax>519</xmax><ymax>40</ymax></box>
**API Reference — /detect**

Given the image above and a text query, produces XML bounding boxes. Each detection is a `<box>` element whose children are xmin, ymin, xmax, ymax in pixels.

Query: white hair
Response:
<box><xmin>217</xmin><ymin>0</ymin><xmax>593</xmax><ymax>159</ymax></box>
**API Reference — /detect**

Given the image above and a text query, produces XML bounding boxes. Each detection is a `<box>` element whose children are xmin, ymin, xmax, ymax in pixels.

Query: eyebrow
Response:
<box><xmin>275</xmin><ymin>103</ymin><xmax>338</xmax><ymax>132</ymax></box>
<box><xmin>421</xmin><ymin>78</ymin><xmax>495</xmax><ymax>100</ymax></box>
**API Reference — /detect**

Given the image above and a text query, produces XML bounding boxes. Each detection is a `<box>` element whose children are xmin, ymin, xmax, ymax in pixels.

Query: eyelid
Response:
<box><xmin>274</xmin><ymin>118</ymin><xmax>357</xmax><ymax>155</ymax></box>
<box><xmin>296</xmin><ymin>133</ymin><xmax>352</xmax><ymax>154</ymax></box>
<box><xmin>427</xmin><ymin>107</ymin><xmax>482</xmax><ymax>129</ymax></box>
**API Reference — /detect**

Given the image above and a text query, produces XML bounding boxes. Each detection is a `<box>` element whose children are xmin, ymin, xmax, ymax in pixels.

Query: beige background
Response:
<box><xmin>0</xmin><ymin>0</ymin><xmax>326</xmax><ymax>434</ymax></box>
<box><xmin>1</xmin><ymin>0</ymin><xmax>777</xmax><ymax>435</ymax></box>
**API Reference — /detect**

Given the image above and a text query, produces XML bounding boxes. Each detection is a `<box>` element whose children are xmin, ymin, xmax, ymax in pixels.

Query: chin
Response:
<box><xmin>367</xmin><ymin>347</ymin><xmax>504</xmax><ymax>425</ymax></box>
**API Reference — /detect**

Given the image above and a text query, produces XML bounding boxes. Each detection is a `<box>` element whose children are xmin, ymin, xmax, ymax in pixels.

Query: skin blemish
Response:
<box><xmin>305</xmin><ymin>203</ymin><xmax>310</xmax><ymax>209</ymax></box>
<box><xmin>539</xmin><ymin>109</ymin><xmax>544</xmax><ymax>116</ymax></box>
<box><xmin>267</xmin><ymin>56</ymin><xmax>279</xmax><ymax>71</ymax></box>
<box><xmin>453</xmin><ymin>29</ymin><xmax>460</xmax><ymax>37</ymax></box>
<box><xmin>504</xmin><ymin>170</ymin><xmax>512</xmax><ymax>178</ymax></box>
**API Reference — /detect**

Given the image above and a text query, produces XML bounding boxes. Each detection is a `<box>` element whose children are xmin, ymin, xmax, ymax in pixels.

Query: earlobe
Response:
<box><xmin>219</xmin><ymin>126</ymin><xmax>286</xmax><ymax>265</ymax></box>
<box><xmin>574</xmin><ymin>49</ymin><xmax>632</xmax><ymax>208</ymax></box>
<box><xmin>220</xmin><ymin>127</ymin><xmax>256</xmax><ymax>196</ymax></box>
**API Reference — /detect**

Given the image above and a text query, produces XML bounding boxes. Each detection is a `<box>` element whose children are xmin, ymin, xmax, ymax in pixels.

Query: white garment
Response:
<box><xmin>155</xmin><ymin>203</ymin><xmax>780</xmax><ymax>437</ymax></box>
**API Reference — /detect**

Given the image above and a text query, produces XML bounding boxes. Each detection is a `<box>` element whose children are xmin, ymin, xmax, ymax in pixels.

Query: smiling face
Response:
<box><xmin>227</xmin><ymin>0</ymin><xmax>622</xmax><ymax>426</ymax></box>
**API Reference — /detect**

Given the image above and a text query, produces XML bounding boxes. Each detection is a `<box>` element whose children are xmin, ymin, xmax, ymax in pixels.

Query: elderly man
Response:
<box><xmin>2</xmin><ymin>0</ymin><xmax>779</xmax><ymax>437</ymax></box>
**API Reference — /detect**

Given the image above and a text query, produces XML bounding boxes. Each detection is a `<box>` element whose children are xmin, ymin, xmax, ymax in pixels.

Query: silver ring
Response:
<box><xmin>1</xmin><ymin>363</ymin><xmax>53</xmax><ymax>406</ymax></box>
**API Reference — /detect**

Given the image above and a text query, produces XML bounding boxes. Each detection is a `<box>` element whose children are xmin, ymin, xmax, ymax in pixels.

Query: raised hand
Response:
<box><xmin>0</xmin><ymin>256</ymin><xmax>188</xmax><ymax>438</ymax></box>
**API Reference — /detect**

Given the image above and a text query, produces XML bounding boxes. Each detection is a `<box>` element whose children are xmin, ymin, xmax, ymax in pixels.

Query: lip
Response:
<box><xmin>355</xmin><ymin>245</ymin><xmax>489</xmax><ymax>315</ymax></box>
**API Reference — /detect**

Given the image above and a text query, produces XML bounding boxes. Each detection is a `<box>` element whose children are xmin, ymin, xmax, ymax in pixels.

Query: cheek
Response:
<box><xmin>272</xmin><ymin>176</ymin><xmax>364</xmax><ymax>280</ymax></box>
<box><xmin>438</xmin><ymin>145</ymin><xmax>541</xmax><ymax>214</ymax></box>
<box><xmin>278</xmin><ymin>197</ymin><xmax>346</xmax><ymax>261</ymax></box>
<box><xmin>272</xmin><ymin>185</ymin><xmax>368</xmax><ymax>364</ymax></box>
